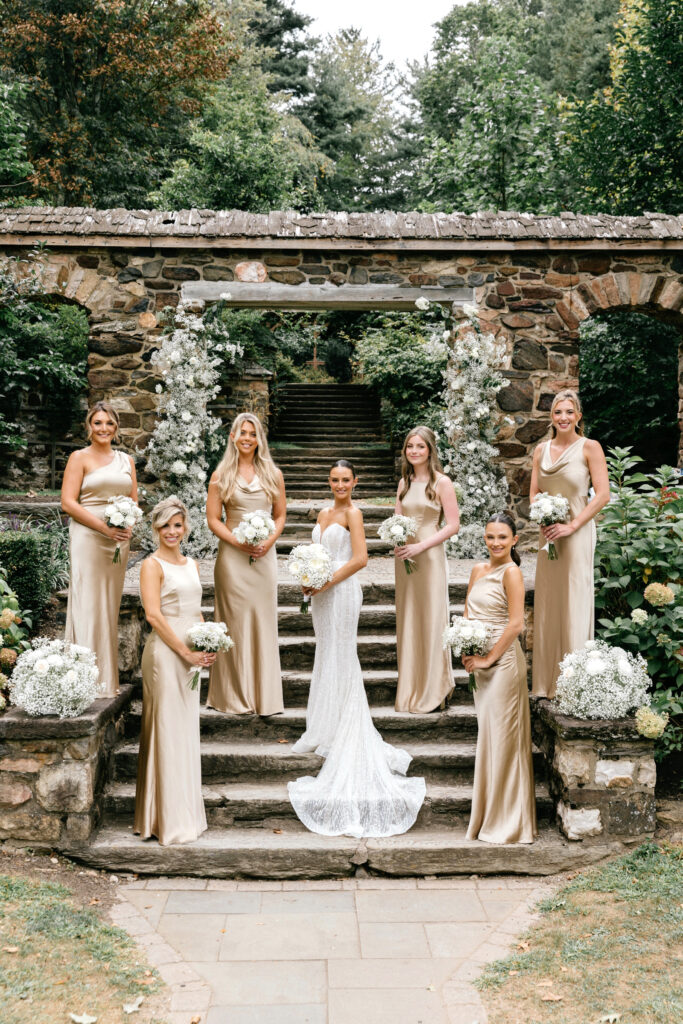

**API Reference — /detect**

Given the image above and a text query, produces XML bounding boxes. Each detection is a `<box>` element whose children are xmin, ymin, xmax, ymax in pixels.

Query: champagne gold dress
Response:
<box><xmin>65</xmin><ymin>449</ymin><xmax>132</xmax><ymax>697</ymax></box>
<box><xmin>395</xmin><ymin>479</ymin><xmax>453</xmax><ymax>713</ymax></box>
<box><xmin>207</xmin><ymin>476</ymin><xmax>283</xmax><ymax>716</ymax></box>
<box><xmin>532</xmin><ymin>438</ymin><xmax>596</xmax><ymax>698</ymax></box>
<box><xmin>135</xmin><ymin>555</ymin><xmax>207</xmax><ymax>846</ymax></box>
<box><xmin>466</xmin><ymin>563</ymin><xmax>536</xmax><ymax>845</ymax></box>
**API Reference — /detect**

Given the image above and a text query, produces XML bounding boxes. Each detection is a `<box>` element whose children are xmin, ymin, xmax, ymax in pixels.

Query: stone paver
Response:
<box><xmin>113</xmin><ymin>873</ymin><xmax>560</xmax><ymax>1023</ymax></box>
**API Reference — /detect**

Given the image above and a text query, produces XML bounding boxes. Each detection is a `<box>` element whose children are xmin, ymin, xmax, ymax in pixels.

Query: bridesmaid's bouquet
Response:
<box><xmin>186</xmin><ymin>621</ymin><xmax>235</xmax><ymax>691</ymax></box>
<box><xmin>529</xmin><ymin>492</ymin><xmax>570</xmax><ymax>560</ymax></box>
<box><xmin>232</xmin><ymin>510</ymin><xmax>276</xmax><ymax>564</ymax></box>
<box><xmin>378</xmin><ymin>514</ymin><xmax>419</xmax><ymax>574</ymax></box>
<box><xmin>286</xmin><ymin>543</ymin><xmax>334</xmax><ymax>613</ymax></box>
<box><xmin>104</xmin><ymin>495</ymin><xmax>144</xmax><ymax>563</ymax></box>
<box><xmin>443</xmin><ymin>615</ymin><xmax>494</xmax><ymax>691</ymax></box>
<box><xmin>9</xmin><ymin>638</ymin><xmax>100</xmax><ymax>718</ymax></box>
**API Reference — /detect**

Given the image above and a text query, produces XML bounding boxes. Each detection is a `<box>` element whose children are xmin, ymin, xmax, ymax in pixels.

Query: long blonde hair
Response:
<box><xmin>214</xmin><ymin>412</ymin><xmax>281</xmax><ymax>504</ymax></box>
<box><xmin>398</xmin><ymin>426</ymin><xmax>443</xmax><ymax>505</ymax></box>
<box><xmin>549</xmin><ymin>389</ymin><xmax>584</xmax><ymax>438</ymax></box>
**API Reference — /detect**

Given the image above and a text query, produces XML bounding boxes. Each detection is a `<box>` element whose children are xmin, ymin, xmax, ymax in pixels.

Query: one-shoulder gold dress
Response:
<box><xmin>207</xmin><ymin>476</ymin><xmax>283</xmax><ymax>716</ymax></box>
<box><xmin>532</xmin><ymin>438</ymin><xmax>596</xmax><ymax>698</ymax></box>
<box><xmin>466</xmin><ymin>563</ymin><xmax>536</xmax><ymax>845</ymax></box>
<box><xmin>65</xmin><ymin>449</ymin><xmax>132</xmax><ymax>696</ymax></box>
<box><xmin>135</xmin><ymin>556</ymin><xmax>207</xmax><ymax>846</ymax></box>
<box><xmin>394</xmin><ymin>479</ymin><xmax>453</xmax><ymax>713</ymax></box>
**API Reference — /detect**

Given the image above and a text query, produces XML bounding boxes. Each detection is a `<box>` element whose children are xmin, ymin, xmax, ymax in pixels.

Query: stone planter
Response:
<box><xmin>0</xmin><ymin>687</ymin><xmax>132</xmax><ymax>848</ymax></box>
<box><xmin>532</xmin><ymin>699</ymin><xmax>657</xmax><ymax>842</ymax></box>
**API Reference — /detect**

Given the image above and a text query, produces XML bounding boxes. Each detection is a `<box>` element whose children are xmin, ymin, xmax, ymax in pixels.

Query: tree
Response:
<box><xmin>0</xmin><ymin>81</ymin><xmax>33</xmax><ymax>198</ymax></box>
<box><xmin>248</xmin><ymin>0</ymin><xmax>315</xmax><ymax>100</ymax></box>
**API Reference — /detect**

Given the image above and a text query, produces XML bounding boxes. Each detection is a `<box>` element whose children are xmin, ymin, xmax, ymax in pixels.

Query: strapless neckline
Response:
<box><xmin>315</xmin><ymin>521</ymin><xmax>349</xmax><ymax>541</ymax></box>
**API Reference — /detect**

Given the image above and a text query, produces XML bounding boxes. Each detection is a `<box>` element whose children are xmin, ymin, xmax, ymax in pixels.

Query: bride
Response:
<box><xmin>288</xmin><ymin>459</ymin><xmax>426</xmax><ymax>838</ymax></box>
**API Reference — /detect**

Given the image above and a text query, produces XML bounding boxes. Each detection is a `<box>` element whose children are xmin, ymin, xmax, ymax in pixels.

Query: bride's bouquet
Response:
<box><xmin>378</xmin><ymin>514</ymin><xmax>419</xmax><ymax>574</ymax></box>
<box><xmin>9</xmin><ymin>638</ymin><xmax>100</xmax><ymax>718</ymax></box>
<box><xmin>287</xmin><ymin>543</ymin><xmax>334</xmax><ymax>613</ymax></box>
<box><xmin>186</xmin><ymin>621</ymin><xmax>234</xmax><ymax>690</ymax></box>
<box><xmin>529</xmin><ymin>492</ymin><xmax>570</xmax><ymax>561</ymax></box>
<box><xmin>232</xmin><ymin>510</ymin><xmax>276</xmax><ymax>564</ymax></box>
<box><xmin>104</xmin><ymin>495</ymin><xmax>144</xmax><ymax>563</ymax></box>
<box><xmin>443</xmin><ymin>615</ymin><xmax>494</xmax><ymax>691</ymax></box>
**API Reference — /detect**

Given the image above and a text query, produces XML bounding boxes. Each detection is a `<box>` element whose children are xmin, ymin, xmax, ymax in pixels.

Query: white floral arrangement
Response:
<box><xmin>286</xmin><ymin>543</ymin><xmax>334</xmax><ymax>614</ymax></box>
<box><xmin>9</xmin><ymin>638</ymin><xmax>100</xmax><ymax>718</ymax></box>
<box><xmin>232</xmin><ymin>510</ymin><xmax>276</xmax><ymax>565</ymax></box>
<box><xmin>186</xmin><ymin>621</ymin><xmax>234</xmax><ymax>690</ymax></box>
<box><xmin>554</xmin><ymin>639</ymin><xmax>652</xmax><ymax>720</ymax></box>
<box><xmin>378</xmin><ymin>514</ymin><xmax>419</xmax><ymax>574</ymax></box>
<box><xmin>529</xmin><ymin>491</ymin><xmax>571</xmax><ymax>560</ymax></box>
<box><xmin>145</xmin><ymin>302</ymin><xmax>243</xmax><ymax>557</ymax></box>
<box><xmin>104</xmin><ymin>494</ymin><xmax>144</xmax><ymax>563</ymax></box>
<box><xmin>442</xmin><ymin>614</ymin><xmax>494</xmax><ymax>690</ymax></box>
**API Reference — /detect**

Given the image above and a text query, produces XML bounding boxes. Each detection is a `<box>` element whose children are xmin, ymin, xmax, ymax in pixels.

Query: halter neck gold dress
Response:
<box><xmin>532</xmin><ymin>437</ymin><xmax>596</xmax><ymax>698</ymax></box>
<box><xmin>65</xmin><ymin>449</ymin><xmax>132</xmax><ymax>697</ymax></box>
<box><xmin>466</xmin><ymin>563</ymin><xmax>536</xmax><ymax>845</ymax></box>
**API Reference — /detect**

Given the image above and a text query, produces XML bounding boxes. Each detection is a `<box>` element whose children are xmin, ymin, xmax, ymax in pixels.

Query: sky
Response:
<box><xmin>292</xmin><ymin>0</ymin><xmax>461</xmax><ymax>69</ymax></box>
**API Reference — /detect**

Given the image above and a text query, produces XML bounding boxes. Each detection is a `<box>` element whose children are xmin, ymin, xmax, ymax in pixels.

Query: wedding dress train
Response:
<box><xmin>288</xmin><ymin>523</ymin><xmax>426</xmax><ymax>838</ymax></box>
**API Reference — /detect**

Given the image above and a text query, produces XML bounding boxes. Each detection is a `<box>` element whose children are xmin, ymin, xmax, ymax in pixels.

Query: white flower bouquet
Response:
<box><xmin>286</xmin><ymin>543</ymin><xmax>334</xmax><ymax>613</ymax></box>
<box><xmin>378</xmin><ymin>514</ymin><xmax>419</xmax><ymax>574</ymax></box>
<box><xmin>104</xmin><ymin>494</ymin><xmax>144</xmax><ymax>563</ymax></box>
<box><xmin>186</xmin><ymin>621</ymin><xmax>234</xmax><ymax>690</ymax></box>
<box><xmin>554</xmin><ymin>639</ymin><xmax>651</xmax><ymax>719</ymax></box>
<box><xmin>232</xmin><ymin>510</ymin><xmax>276</xmax><ymax>564</ymax></box>
<box><xmin>443</xmin><ymin>615</ymin><xmax>494</xmax><ymax>691</ymax></box>
<box><xmin>9</xmin><ymin>638</ymin><xmax>100</xmax><ymax>718</ymax></box>
<box><xmin>529</xmin><ymin>491</ymin><xmax>571</xmax><ymax>560</ymax></box>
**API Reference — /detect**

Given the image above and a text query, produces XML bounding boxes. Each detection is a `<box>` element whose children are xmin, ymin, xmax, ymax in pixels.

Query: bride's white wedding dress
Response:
<box><xmin>288</xmin><ymin>522</ymin><xmax>426</xmax><ymax>838</ymax></box>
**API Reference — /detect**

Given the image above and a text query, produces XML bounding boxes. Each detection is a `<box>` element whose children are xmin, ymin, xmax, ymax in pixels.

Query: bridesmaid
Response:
<box><xmin>135</xmin><ymin>497</ymin><xmax>209</xmax><ymax>846</ymax></box>
<box><xmin>530</xmin><ymin>389</ymin><xmax>609</xmax><ymax>698</ymax></box>
<box><xmin>394</xmin><ymin>426</ymin><xmax>460</xmax><ymax>713</ymax></box>
<box><xmin>463</xmin><ymin>513</ymin><xmax>536</xmax><ymax>845</ymax></box>
<box><xmin>61</xmin><ymin>401</ymin><xmax>137</xmax><ymax>697</ymax></box>
<box><xmin>206</xmin><ymin>412</ymin><xmax>286</xmax><ymax>716</ymax></box>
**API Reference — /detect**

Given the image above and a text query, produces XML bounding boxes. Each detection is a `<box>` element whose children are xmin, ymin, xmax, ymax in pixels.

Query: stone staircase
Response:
<box><xmin>277</xmin><ymin>502</ymin><xmax>393</xmax><ymax>555</ymax></box>
<box><xmin>271</xmin><ymin>383</ymin><xmax>396</xmax><ymax>500</ymax></box>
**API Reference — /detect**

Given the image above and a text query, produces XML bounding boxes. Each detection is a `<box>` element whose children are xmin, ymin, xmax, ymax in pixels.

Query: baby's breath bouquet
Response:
<box><xmin>287</xmin><ymin>543</ymin><xmax>334</xmax><ymax>613</ymax></box>
<box><xmin>186</xmin><ymin>621</ymin><xmax>234</xmax><ymax>690</ymax></box>
<box><xmin>555</xmin><ymin>639</ymin><xmax>651</xmax><ymax>719</ymax></box>
<box><xmin>232</xmin><ymin>510</ymin><xmax>276</xmax><ymax>564</ymax></box>
<box><xmin>378</xmin><ymin>514</ymin><xmax>419</xmax><ymax>574</ymax></box>
<box><xmin>529</xmin><ymin>492</ymin><xmax>571</xmax><ymax>560</ymax></box>
<box><xmin>443</xmin><ymin>614</ymin><xmax>494</xmax><ymax>691</ymax></box>
<box><xmin>9</xmin><ymin>638</ymin><xmax>100</xmax><ymax>718</ymax></box>
<box><xmin>104</xmin><ymin>495</ymin><xmax>144</xmax><ymax>563</ymax></box>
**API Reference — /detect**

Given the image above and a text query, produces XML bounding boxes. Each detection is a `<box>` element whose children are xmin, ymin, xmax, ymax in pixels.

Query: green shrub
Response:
<box><xmin>0</xmin><ymin>567</ymin><xmax>32</xmax><ymax>703</ymax></box>
<box><xmin>0</xmin><ymin>532</ymin><xmax>54</xmax><ymax>618</ymax></box>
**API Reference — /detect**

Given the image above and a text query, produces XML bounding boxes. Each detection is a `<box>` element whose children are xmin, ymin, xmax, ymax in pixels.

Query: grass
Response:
<box><xmin>0</xmin><ymin>873</ymin><xmax>164</xmax><ymax>1024</ymax></box>
<box><xmin>478</xmin><ymin>841</ymin><xmax>683</xmax><ymax>1024</ymax></box>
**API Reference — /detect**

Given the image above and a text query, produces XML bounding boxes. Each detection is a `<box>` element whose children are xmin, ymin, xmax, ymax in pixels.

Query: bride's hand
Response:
<box><xmin>303</xmin><ymin>583</ymin><xmax>331</xmax><ymax>597</ymax></box>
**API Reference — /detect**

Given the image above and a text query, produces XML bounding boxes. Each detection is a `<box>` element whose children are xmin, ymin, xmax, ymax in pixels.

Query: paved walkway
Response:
<box><xmin>111</xmin><ymin>873</ymin><xmax>557</xmax><ymax>1024</ymax></box>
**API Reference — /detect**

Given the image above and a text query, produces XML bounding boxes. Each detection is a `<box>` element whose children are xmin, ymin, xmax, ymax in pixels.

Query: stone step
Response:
<box><xmin>281</xmin><ymin>521</ymin><xmax>389</xmax><ymax>537</ymax></box>
<box><xmin>285</xmin><ymin>484</ymin><xmax>393</xmax><ymax>496</ymax></box>
<box><xmin>72</xmin><ymin>822</ymin><xmax>613</xmax><ymax>879</ymax></box>
<box><xmin>285</xmin><ymin>504</ymin><xmax>394</xmax><ymax>523</ymax></box>
<box><xmin>282</xmin><ymin>472</ymin><xmax>395</xmax><ymax>485</ymax></box>
<box><xmin>271</xmin><ymin>603</ymin><xmax>466</xmax><ymax>634</ymax></box>
<box><xmin>275</xmin><ymin>537</ymin><xmax>391</xmax><ymax>555</ymax></box>
<box><xmin>277</xmin><ymin>452</ymin><xmax>394</xmax><ymax>463</ymax></box>
<box><xmin>278</xmin><ymin>633</ymin><xmax>394</xmax><ymax>669</ymax></box>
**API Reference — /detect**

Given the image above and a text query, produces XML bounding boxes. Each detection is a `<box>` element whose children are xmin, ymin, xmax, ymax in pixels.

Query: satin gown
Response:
<box><xmin>207</xmin><ymin>475</ymin><xmax>283</xmax><ymax>716</ymax></box>
<box><xmin>394</xmin><ymin>479</ymin><xmax>453</xmax><ymax>713</ymax></box>
<box><xmin>532</xmin><ymin>438</ymin><xmax>596</xmax><ymax>698</ymax></box>
<box><xmin>466</xmin><ymin>563</ymin><xmax>537</xmax><ymax>845</ymax></box>
<box><xmin>65</xmin><ymin>449</ymin><xmax>132</xmax><ymax>697</ymax></box>
<box><xmin>134</xmin><ymin>556</ymin><xmax>207</xmax><ymax>846</ymax></box>
<box><xmin>288</xmin><ymin>523</ymin><xmax>426</xmax><ymax>838</ymax></box>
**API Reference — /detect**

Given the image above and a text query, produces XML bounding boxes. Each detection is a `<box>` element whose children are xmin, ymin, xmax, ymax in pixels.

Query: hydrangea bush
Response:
<box><xmin>9</xmin><ymin>638</ymin><xmax>100</xmax><ymax>718</ymax></box>
<box><xmin>145</xmin><ymin>301</ymin><xmax>243</xmax><ymax>557</ymax></box>
<box><xmin>555</xmin><ymin>639</ymin><xmax>651</xmax><ymax>720</ymax></box>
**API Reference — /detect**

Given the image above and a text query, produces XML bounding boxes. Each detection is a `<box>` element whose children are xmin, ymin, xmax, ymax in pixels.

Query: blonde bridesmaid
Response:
<box><xmin>464</xmin><ymin>513</ymin><xmax>536</xmax><ymax>845</ymax></box>
<box><xmin>61</xmin><ymin>401</ymin><xmax>137</xmax><ymax>697</ymax></box>
<box><xmin>394</xmin><ymin>426</ymin><xmax>460</xmax><ymax>713</ymax></box>
<box><xmin>135</xmin><ymin>498</ymin><xmax>209</xmax><ymax>846</ymax></box>
<box><xmin>206</xmin><ymin>413</ymin><xmax>285</xmax><ymax>716</ymax></box>
<box><xmin>530</xmin><ymin>390</ymin><xmax>609</xmax><ymax>698</ymax></box>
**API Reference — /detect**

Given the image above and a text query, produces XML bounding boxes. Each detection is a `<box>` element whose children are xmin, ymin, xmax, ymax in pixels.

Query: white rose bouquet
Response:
<box><xmin>554</xmin><ymin>639</ymin><xmax>651</xmax><ymax>719</ymax></box>
<box><xmin>186</xmin><ymin>621</ymin><xmax>234</xmax><ymax>690</ymax></box>
<box><xmin>104</xmin><ymin>494</ymin><xmax>144</xmax><ymax>563</ymax></box>
<box><xmin>286</xmin><ymin>543</ymin><xmax>334</xmax><ymax>613</ymax></box>
<box><xmin>232</xmin><ymin>510</ymin><xmax>276</xmax><ymax>565</ymax></box>
<box><xmin>9</xmin><ymin>638</ymin><xmax>100</xmax><ymax>718</ymax></box>
<box><xmin>443</xmin><ymin>615</ymin><xmax>494</xmax><ymax>691</ymax></box>
<box><xmin>529</xmin><ymin>492</ymin><xmax>571</xmax><ymax>560</ymax></box>
<box><xmin>378</xmin><ymin>514</ymin><xmax>420</xmax><ymax>574</ymax></box>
